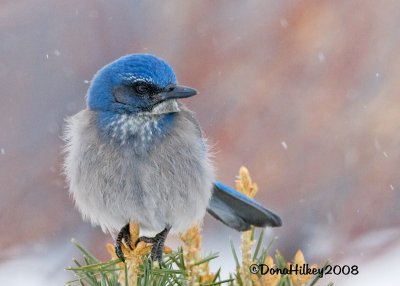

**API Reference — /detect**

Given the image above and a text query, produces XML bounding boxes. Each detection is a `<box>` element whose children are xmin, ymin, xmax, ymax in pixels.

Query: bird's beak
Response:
<box><xmin>160</xmin><ymin>85</ymin><xmax>198</xmax><ymax>101</ymax></box>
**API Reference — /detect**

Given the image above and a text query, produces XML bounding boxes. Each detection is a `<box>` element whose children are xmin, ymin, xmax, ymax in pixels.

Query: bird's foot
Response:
<box><xmin>115</xmin><ymin>223</ymin><xmax>133</xmax><ymax>262</ymax></box>
<box><xmin>135</xmin><ymin>225</ymin><xmax>171</xmax><ymax>265</ymax></box>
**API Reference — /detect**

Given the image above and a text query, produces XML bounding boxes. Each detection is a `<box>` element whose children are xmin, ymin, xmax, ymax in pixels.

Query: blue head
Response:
<box><xmin>87</xmin><ymin>54</ymin><xmax>197</xmax><ymax>114</ymax></box>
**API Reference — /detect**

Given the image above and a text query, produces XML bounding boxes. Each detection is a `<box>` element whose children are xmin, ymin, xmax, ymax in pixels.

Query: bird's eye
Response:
<box><xmin>135</xmin><ymin>84</ymin><xmax>149</xmax><ymax>95</ymax></box>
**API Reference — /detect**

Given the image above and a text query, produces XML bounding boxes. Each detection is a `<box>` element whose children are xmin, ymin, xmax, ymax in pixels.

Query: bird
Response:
<box><xmin>63</xmin><ymin>54</ymin><xmax>282</xmax><ymax>264</ymax></box>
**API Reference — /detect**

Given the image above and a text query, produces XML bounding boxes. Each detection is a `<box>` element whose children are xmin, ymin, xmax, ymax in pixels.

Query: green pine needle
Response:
<box><xmin>67</xmin><ymin>237</ymin><xmax>332</xmax><ymax>286</ymax></box>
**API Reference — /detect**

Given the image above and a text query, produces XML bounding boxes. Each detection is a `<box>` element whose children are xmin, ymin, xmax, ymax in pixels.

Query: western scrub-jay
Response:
<box><xmin>63</xmin><ymin>54</ymin><xmax>282</xmax><ymax>263</ymax></box>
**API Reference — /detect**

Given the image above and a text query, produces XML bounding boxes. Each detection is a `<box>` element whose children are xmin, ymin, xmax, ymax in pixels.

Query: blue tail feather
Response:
<box><xmin>207</xmin><ymin>181</ymin><xmax>282</xmax><ymax>231</ymax></box>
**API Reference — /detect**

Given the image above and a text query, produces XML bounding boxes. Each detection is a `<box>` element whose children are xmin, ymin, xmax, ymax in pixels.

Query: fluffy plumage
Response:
<box><xmin>64</xmin><ymin>106</ymin><xmax>214</xmax><ymax>235</ymax></box>
<box><xmin>63</xmin><ymin>54</ymin><xmax>281</xmax><ymax>241</ymax></box>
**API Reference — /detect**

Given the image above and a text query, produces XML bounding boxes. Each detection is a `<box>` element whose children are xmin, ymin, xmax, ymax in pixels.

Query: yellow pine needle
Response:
<box><xmin>235</xmin><ymin>166</ymin><xmax>258</xmax><ymax>199</ymax></box>
<box><xmin>235</xmin><ymin>166</ymin><xmax>258</xmax><ymax>286</ymax></box>
<box><xmin>239</xmin><ymin>230</ymin><xmax>254</xmax><ymax>286</ymax></box>
<box><xmin>288</xmin><ymin>250</ymin><xmax>318</xmax><ymax>286</ymax></box>
<box><xmin>259</xmin><ymin>256</ymin><xmax>280</xmax><ymax>286</ymax></box>
<box><xmin>180</xmin><ymin>224</ymin><xmax>215</xmax><ymax>285</ymax></box>
<box><xmin>251</xmin><ymin>274</ymin><xmax>262</xmax><ymax>286</ymax></box>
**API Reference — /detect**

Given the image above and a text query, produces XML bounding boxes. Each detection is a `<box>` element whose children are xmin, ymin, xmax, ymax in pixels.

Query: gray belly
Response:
<box><xmin>111</xmin><ymin>142</ymin><xmax>214</xmax><ymax>235</ymax></box>
<box><xmin>65</xmin><ymin>109</ymin><xmax>214</xmax><ymax>235</ymax></box>
<box><xmin>70</xmin><ymin>131</ymin><xmax>213</xmax><ymax>235</ymax></box>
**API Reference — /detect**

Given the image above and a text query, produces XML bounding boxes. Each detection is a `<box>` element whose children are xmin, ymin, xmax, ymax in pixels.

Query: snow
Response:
<box><xmin>280</xmin><ymin>18</ymin><xmax>288</xmax><ymax>28</ymax></box>
<box><xmin>318</xmin><ymin>52</ymin><xmax>326</xmax><ymax>63</ymax></box>
<box><xmin>321</xmin><ymin>228</ymin><xmax>400</xmax><ymax>286</ymax></box>
<box><xmin>0</xmin><ymin>242</ymin><xmax>73</xmax><ymax>286</ymax></box>
<box><xmin>373</xmin><ymin>138</ymin><xmax>381</xmax><ymax>151</ymax></box>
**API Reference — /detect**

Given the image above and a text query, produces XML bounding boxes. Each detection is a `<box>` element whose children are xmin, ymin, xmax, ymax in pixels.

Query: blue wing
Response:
<box><xmin>207</xmin><ymin>181</ymin><xmax>282</xmax><ymax>231</ymax></box>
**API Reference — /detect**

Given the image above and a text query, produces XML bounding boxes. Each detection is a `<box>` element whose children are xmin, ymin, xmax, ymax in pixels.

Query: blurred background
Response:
<box><xmin>1</xmin><ymin>0</ymin><xmax>399</xmax><ymax>284</ymax></box>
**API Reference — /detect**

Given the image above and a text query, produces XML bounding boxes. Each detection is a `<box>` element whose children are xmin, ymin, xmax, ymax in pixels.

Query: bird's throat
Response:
<box><xmin>99</xmin><ymin>110</ymin><xmax>176</xmax><ymax>153</ymax></box>
<box><xmin>150</xmin><ymin>99</ymin><xmax>180</xmax><ymax>115</ymax></box>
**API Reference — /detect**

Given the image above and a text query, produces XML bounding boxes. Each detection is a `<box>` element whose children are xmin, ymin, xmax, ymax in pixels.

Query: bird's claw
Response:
<box><xmin>115</xmin><ymin>223</ymin><xmax>131</xmax><ymax>262</ymax></box>
<box><xmin>135</xmin><ymin>225</ymin><xmax>171</xmax><ymax>265</ymax></box>
<box><xmin>115</xmin><ymin>224</ymin><xmax>171</xmax><ymax>264</ymax></box>
<box><xmin>135</xmin><ymin>235</ymin><xmax>157</xmax><ymax>246</ymax></box>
